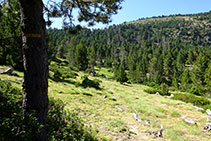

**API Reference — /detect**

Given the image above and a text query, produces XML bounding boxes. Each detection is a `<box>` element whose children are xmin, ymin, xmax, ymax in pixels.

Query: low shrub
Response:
<box><xmin>144</xmin><ymin>86</ymin><xmax>170</xmax><ymax>96</ymax></box>
<box><xmin>160</xmin><ymin>83</ymin><xmax>170</xmax><ymax>96</ymax></box>
<box><xmin>0</xmin><ymin>81</ymin><xmax>42</xmax><ymax>141</ymax></box>
<box><xmin>81</xmin><ymin>75</ymin><xmax>102</xmax><ymax>89</ymax></box>
<box><xmin>0</xmin><ymin>81</ymin><xmax>99</xmax><ymax>141</ymax></box>
<box><xmin>172</xmin><ymin>93</ymin><xmax>210</xmax><ymax>110</ymax></box>
<box><xmin>49</xmin><ymin>65</ymin><xmax>78</xmax><ymax>80</ymax></box>
<box><xmin>144</xmin><ymin>88</ymin><xmax>159</xmax><ymax>94</ymax></box>
<box><xmin>144</xmin><ymin>81</ymin><xmax>160</xmax><ymax>89</ymax></box>
<box><xmin>47</xmin><ymin>98</ymin><xmax>98</xmax><ymax>141</ymax></box>
<box><xmin>188</xmin><ymin>86</ymin><xmax>203</xmax><ymax>96</ymax></box>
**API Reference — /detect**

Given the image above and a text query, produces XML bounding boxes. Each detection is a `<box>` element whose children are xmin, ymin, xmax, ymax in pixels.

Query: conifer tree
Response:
<box><xmin>192</xmin><ymin>55</ymin><xmax>208</xmax><ymax>85</ymax></box>
<box><xmin>180</xmin><ymin>68</ymin><xmax>192</xmax><ymax>90</ymax></box>
<box><xmin>163</xmin><ymin>51</ymin><xmax>174</xmax><ymax>84</ymax></box>
<box><xmin>75</xmin><ymin>42</ymin><xmax>88</xmax><ymax>71</ymax></box>
<box><xmin>88</xmin><ymin>45</ymin><xmax>96</xmax><ymax>75</ymax></box>
<box><xmin>114</xmin><ymin>65</ymin><xmax>128</xmax><ymax>84</ymax></box>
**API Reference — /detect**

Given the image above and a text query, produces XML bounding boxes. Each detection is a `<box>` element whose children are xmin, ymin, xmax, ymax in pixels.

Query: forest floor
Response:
<box><xmin>0</xmin><ymin>65</ymin><xmax>211</xmax><ymax>141</ymax></box>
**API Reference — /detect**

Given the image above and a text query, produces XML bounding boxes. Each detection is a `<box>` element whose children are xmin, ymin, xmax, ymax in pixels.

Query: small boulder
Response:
<box><xmin>181</xmin><ymin>115</ymin><xmax>197</xmax><ymax>125</ymax></box>
<box><xmin>206</xmin><ymin>109</ymin><xmax>211</xmax><ymax>116</ymax></box>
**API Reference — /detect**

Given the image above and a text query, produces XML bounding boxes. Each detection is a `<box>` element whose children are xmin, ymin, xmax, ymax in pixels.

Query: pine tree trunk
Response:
<box><xmin>18</xmin><ymin>0</ymin><xmax>48</xmax><ymax>140</ymax></box>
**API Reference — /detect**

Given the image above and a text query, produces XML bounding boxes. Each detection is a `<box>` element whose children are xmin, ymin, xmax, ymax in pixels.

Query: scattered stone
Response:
<box><xmin>157</xmin><ymin>125</ymin><xmax>164</xmax><ymax>137</ymax></box>
<box><xmin>144</xmin><ymin>120</ymin><xmax>150</xmax><ymax>126</ymax></box>
<box><xmin>146</xmin><ymin>125</ymin><xmax>164</xmax><ymax>138</ymax></box>
<box><xmin>181</xmin><ymin>115</ymin><xmax>197</xmax><ymax>125</ymax></box>
<box><xmin>206</xmin><ymin>109</ymin><xmax>211</xmax><ymax>116</ymax></box>
<box><xmin>204</xmin><ymin>123</ymin><xmax>211</xmax><ymax>132</ymax></box>
<box><xmin>119</xmin><ymin>128</ymin><xmax>127</xmax><ymax>133</ymax></box>
<box><xmin>155</xmin><ymin>92</ymin><xmax>160</xmax><ymax>95</ymax></box>
<box><xmin>117</xmin><ymin>107</ymin><xmax>123</xmax><ymax>112</ymax></box>
<box><xmin>201</xmin><ymin>115</ymin><xmax>209</xmax><ymax>119</ymax></box>
<box><xmin>167</xmin><ymin>94</ymin><xmax>174</xmax><ymax>98</ymax></box>
<box><xmin>160</xmin><ymin>104</ymin><xmax>168</xmax><ymax>107</ymax></box>
<box><xmin>191</xmin><ymin>104</ymin><xmax>204</xmax><ymax>111</ymax></box>
<box><xmin>78</xmin><ymin>88</ymin><xmax>82</xmax><ymax>93</ymax></box>
<box><xmin>133</xmin><ymin>113</ymin><xmax>142</xmax><ymax>123</ymax></box>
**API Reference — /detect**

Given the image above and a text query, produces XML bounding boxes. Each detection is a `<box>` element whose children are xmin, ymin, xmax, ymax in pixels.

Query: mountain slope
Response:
<box><xmin>1</xmin><ymin>66</ymin><xmax>210</xmax><ymax>140</ymax></box>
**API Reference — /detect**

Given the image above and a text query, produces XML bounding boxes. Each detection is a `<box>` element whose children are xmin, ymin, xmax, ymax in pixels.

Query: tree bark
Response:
<box><xmin>18</xmin><ymin>0</ymin><xmax>48</xmax><ymax>140</ymax></box>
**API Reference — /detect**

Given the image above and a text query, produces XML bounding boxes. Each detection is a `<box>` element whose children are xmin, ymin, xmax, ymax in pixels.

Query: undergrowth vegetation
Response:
<box><xmin>172</xmin><ymin>93</ymin><xmax>211</xmax><ymax>110</ymax></box>
<box><xmin>75</xmin><ymin>75</ymin><xmax>102</xmax><ymax>90</ymax></box>
<box><xmin>0</xmin><ymin>81</ymin><xmax>99</xmax><ymax>141</ymax></box>
<box><xmin>144</xmin><ymin>83</ymin><xmax>170</xmax><ymax>96</ymax></box>
<box><xmin>49</xmin><ymin>64</ymin><xmax>78</xmax><ymax>80</ymax></box>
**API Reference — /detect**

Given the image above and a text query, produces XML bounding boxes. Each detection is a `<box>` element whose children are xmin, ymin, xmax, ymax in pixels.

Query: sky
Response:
<box><xmin>47</xmin><ymin>0</ymin><xmax>211</xmax><ymax>29</ymax></box>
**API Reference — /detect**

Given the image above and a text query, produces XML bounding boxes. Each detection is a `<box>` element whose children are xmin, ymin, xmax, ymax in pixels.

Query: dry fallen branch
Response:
<box><xmin>0</xmin><ymin>67</ymin><xmax>14</xmax><ymax>75</ymax></box>
<box><xmin>133</xmin><ymin>113</ymin><xmax>142</xmax><ymax>123</ymax></box>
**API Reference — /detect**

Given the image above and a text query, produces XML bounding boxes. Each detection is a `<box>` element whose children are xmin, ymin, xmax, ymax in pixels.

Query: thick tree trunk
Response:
<box><xmin>18</xmin><ymin>0</ymin><xmax>48</xmax><ymax>140</ymax></box>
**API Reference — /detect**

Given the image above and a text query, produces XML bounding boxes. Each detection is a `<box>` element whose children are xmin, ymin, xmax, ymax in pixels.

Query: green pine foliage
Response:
<box><xmin>80</xmin><ymin>75</ymin><xmax>102</xmax><ymax>89</ymax></box>
<box><xmin>0</xmin><ymin>0</ymin><xmax>22</xmax><ymax>70</ymax></box>
<box><xmin>46</xmin><ymin>11</ymin><xmax>211</xmax><ymax>96</ymax></box>
<box><xmin>1</xmin><ymin>0</ymin><xmax>211</xmax><ymax>96</ymax></box>
<box><xmin>74</xmin><ymin>42</ymin><xmax>88</xmax><ymax>71</ymax></box>
<box><xmin>173</xmin><ymin>93</ymin><xmax>211</xmax><ymax>110</ymax></box>
<box><xmin>114</xmin><ymin>65</ymin><xmax>128</xmax><ymax>84</ymax></box>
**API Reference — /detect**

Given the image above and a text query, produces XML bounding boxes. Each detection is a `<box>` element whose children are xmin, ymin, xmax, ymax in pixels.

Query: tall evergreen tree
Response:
<box><xmin>75</xmin><ymin>42</ymin><xmax>88</xmax><ymax>71</ymax></box>
<box><xmin>180</xmin><ymin>68</ymin><xmax>192</xmax><ymax>90</ymax></box>
<box><xmin>163</xmin><ymin>51</ymin><xmax>174</xmax><ymax>84</ymax></box>
<box><xmin>114</xmin><ymin>65</ymin><xmax>128</xmax><ymax>84</ymax></box>
<box><xmin>192</xmin><ymin>54</ymin><xmax>209</xmax><ymax>85</ymax></box>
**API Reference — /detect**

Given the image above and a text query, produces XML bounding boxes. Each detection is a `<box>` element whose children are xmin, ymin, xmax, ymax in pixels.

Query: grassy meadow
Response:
<box><xmin>0</xmin><ymin>66</ymin><xmax>210</xmax><ymax>141</ymax></box>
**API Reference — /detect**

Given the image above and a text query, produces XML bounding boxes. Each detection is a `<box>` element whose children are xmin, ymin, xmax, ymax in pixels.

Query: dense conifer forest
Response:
<box><xmin>0</xmin><ymin>1</ymin><xmax>210</xmax><ymax>95</ymax></box>
<box><xmin>46</xmin><ymin>11</ymin><xmax>211</xmax><ymax>97</ymax></box>
<box><xmin>1</xmin><ymin>8</ymin><xmax>211</xmax><ymax>96</ymax></box>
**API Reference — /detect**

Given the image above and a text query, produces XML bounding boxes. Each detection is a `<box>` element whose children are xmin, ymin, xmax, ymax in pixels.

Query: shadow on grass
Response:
<box><xmin>123</xmin><ymin>83</ymin><xmax>132</xmax><ymax>87</ymax></box>
<box><xmin>49</xmin><ymin>77</ymin><xmax>76</xmax><ymax>85</ymax></box>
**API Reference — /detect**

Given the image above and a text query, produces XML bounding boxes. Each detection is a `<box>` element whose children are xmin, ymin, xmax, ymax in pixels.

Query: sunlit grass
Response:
<box><xmin>0</xmin><ymin>65</ymin><xmax>210</xmax><ymax>140</ymax></box>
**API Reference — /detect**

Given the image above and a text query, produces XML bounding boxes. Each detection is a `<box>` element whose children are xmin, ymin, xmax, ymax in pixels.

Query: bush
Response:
<box><xmin>47</xmin><ymin>98</ymin><xmax>98</xmax><ymax>141</ymax></box>
<box><xmin>114</xmin><ymin>65</ymin><xmax>128</xmax><ymax>84</ymax></box>
<box><xmin>0</xmin><ymin>81</ymin><xmax>42</xmax><ymax>141</ymax></box>
<box><xmin>144</xmin><ymin>83</ymin><xmax>170</xmax><ymax>96</ymax></box>
<box><xmin>144</xmin><ymin>88</ymin><xmax>159</xmax><ymax>94</ymax></box>
<box><xmin>173</xmin><ymin>93</ymin><xmax>210</xmax><ymax>110</ymax></box>
<box><xmin>0</xmin><ymin>81</ymin><xmax>99</xmax><ymax>141</ymax></box>
<box><xmin>144</xmin><ymin>81</ymin><xmax>160</xmax><ymax>89</ymax></box>
<box><xmin>188</xmin><ymin>86</ymin><xmax>202</xmax><ymax>96</ymax></box>
<box><xmin>49</xmin><ymin>64</ymin><xmax>78</xmax><ymax>80</ymax></box>
<box><xmin>160</xmin><ymin>83</ymin><xmax>170</xmax><ymax>96</ymax></box>
<box><xmin>81</xmin><ymin>75</ymin><xmax>102</xmax><ymax>89</ymax></box>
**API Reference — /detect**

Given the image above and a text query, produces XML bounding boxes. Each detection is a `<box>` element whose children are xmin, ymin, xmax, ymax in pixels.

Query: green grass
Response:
<box><xmin>1</xmin><ymin>65</ymin><xmax>210</xmax><ymax>140</ymax></box>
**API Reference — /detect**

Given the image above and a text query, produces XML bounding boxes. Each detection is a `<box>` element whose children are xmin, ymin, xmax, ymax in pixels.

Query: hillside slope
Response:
<box><xmin>1</xmin><ymin>66</ymin><xmax>210</xmax><ymax>140</ymax></box>
<box><xmin>46</xmin><ymin>11</ymin><xmax>211</xmax><ymax>98</ymax></box>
